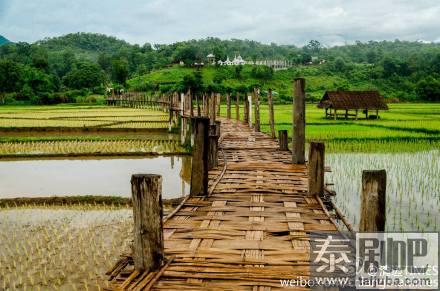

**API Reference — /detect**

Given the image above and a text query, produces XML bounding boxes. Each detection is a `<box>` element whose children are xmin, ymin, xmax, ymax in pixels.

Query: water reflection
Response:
<box><xmin>0</xmin><ymin>156</ymin><xmax>191</xmax><ymax>199</ymax></box>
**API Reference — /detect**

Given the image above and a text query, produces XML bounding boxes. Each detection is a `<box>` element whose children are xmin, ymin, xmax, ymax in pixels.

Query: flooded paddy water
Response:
<box><xmin>0</xmin><ymin>207</ymin><xmax>133</xmax><ymax>290</ymax></box>
<box><xmin>0</xmin><ymin>156</ymin><xmax>191</xmax><ymax>199</ymax></box>
<box><xmin>0</xmin><ymin>155</ymin><xmax>191</xmax><ymax>290</ymax></box>
<box><xmin>326</xmin><ymin>149</ymin><xmax>440</xmax><ymax>232</ymax></box>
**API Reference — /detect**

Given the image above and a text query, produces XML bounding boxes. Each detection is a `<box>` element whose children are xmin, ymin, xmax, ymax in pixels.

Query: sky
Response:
<box><xmin>0</xmin><ymin>0</ymin><xmax>439</xmax><ymax>46</ymax></box>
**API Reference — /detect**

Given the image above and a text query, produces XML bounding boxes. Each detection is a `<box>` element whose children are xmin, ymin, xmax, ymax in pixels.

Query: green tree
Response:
<box><xmin>21</xmin><ymin>66</ymin><xmax>56</xmax><ymax>102</ymax></box>
<box><xmin>111</xmin><ymin>59</ymin><xmax>129</xmax><ymax>85</ymax></box>
<box><xmin>234</xmin><ymin>65</ymin><xmax>243</xmax><ymax>79</ymax></box>
<box><xmin>251</xmin><ymin>66</ymin><xmax>273</xmax><ymax>80</ymax></box>
<box><xmin>0</xmin><ymin>59</ymin><xmax>22</xmax><ymax>93</ymax></box>
<box><xmin>31</xmin><ymin>48</ymin><xmax>49</xmax><ymax>70</ymax></box>
<box><xmin>416</xmin><ymin>78</ymin><xmax>440</xmax><ymax>101</ymax></box>
<box><xmin>63</xmin><ymin>61</ymin><xmax>104</xmax><ymax>89</ymax></box>
<box><xmin>173</xmin><ymin>46</ymin><xmax>200</xmax><ymax>65</ymax></box>
<box><xmin>305</xmin><ymin>40</ymin><xmax>322</xmax><ymax>54</ymax></box>
<box><xmin>333</xmin><ymin>57</ymin><xmax>346</xmax><ymax>72</ymax></box>
<box><xmin>98</xmin><ymin>52</ymin><xmax>112</xmax><ymax>73</ymax></box>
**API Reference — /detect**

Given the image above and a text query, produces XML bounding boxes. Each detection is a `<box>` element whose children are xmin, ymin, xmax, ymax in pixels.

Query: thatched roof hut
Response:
<box><xmin>317</xmin><ymin>91</ymin><xmax>388</xmax><ymax>119</ymax></box>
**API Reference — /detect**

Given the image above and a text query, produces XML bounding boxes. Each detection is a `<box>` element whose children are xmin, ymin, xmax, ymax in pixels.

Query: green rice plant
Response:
<box><xmin>103</xmin><ymin>121</ymin><xmax>169</xmax><ymax>129</ymax></box>
<box><xmin>0</xmin><ymin>107</ymin><xmax>169</xmax><ymax>129</ymax></box>
<box><xmin>0</xmin><ymin>139</ymin><xmax>186</xmax><ymax>156</ymax></box>
<box><xmin>0</xmin><ymin>207</ymin><xmax>133</xmax><ymax>290</ymax></box>
<box><xmin>326</xmin><ymin>149</ymin><xmax>440</xmax><ymax>232</ymax></box>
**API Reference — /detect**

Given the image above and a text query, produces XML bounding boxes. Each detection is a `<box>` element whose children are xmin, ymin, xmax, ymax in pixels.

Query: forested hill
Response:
<box><xmin>0</xmin><ymin>35</ymin><xmax>10</xmax><ymax>45</ymax></box>
<box><xmin>36</xmin><ymin>33</ymin><xmax>132</xmax><ymax>60</ymax></box>
<box><xmin>0</xmin><ymin>32</ymin><xmax>439</xmax><ymax>104</ymax></box>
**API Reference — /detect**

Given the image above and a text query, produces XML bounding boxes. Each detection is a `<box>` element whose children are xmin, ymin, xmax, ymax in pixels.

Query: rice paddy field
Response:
<box><xmin>0</xmin><ymin>205</ymin><xmax>133</xmax><ymax>290</ymax></box>
<box><xmin>327</xmin><ymin>150</ymin><xmax>439</xmax><ymax>232</ymax></box>
<box><xmin>0</xmin><ymin>105</ymin><xmax>189</xmax><ymax>289</ymax></box>
<box><xmin>221</xmin><ymin>102</ymin><xmax>440</xmax><ymax>232</ymax></box>
<box><xmin>0</xmin><ymin>105</ymin><xmax>185</xmax><ymax>157</ymax></box>
<box><xmin>0</xmin><ymin>105</ymin><xmax>169</xmax><ymax>129</ymax></box>
<box><xmin>0</xmin><ymin>102</ymin><xmax>439</xmax><ymax>289</ymax></box>
<box><xmin>221</xmin><ymin>103</ymin><xmax>440</xmax><ymax>151</ymax></box>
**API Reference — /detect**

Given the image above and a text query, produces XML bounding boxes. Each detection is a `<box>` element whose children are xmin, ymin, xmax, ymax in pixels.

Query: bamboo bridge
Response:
<box><xmin>104</xmin><ymin>79</ymin><xmax>386</xmax><ymax>290</ymax></box>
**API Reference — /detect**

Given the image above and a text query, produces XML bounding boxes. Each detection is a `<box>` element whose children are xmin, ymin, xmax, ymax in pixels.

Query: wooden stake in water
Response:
<box><xmin>131</xmin><ymin>174</ymin><xmax>164</xmax><ymax>273</ymax></box>
<box><xmin>308</xmin><ymin>142</ymin><xmax>325</xmax><ymax>196</ymax></box>
<box><xmin>360</xmin><ymin>170</ymin><xmax>386</xmax><ymax>231</ymax></box>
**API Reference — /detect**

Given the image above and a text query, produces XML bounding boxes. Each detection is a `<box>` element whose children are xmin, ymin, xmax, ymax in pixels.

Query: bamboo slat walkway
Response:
<box><xmin>106</xmin><ymin>118</ymin><xmax>339</xmax><ymax>290</ymax></box>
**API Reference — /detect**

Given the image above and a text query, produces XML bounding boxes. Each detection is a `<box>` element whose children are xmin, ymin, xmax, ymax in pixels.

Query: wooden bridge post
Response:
<box><xmin>243</xmin><ymin>94</ymin><xmax>249</xmax><ymax>124</ymax></box>
<box><xmin>226</xmin><ymin>93</ymin><xmax>231</xmax><ymax>119</ymax></box>
<box><xmin>360</xmin><ymin>170</ymin><xmax>386</xmax><ymax>232</ymax></box>
<box><xmin>196</xmin><ymin>95</ymin><xmax>201</xmax><ymax>117</ymax></box>
<box><xmin>208</xmin><ymin>123</ymin><xmax>219</xmax><ymax>170</ymax></box>
<box><xmin>207</xmin><ymin>94</ymin><xmax>211</xmax><ymax>118</ymax></box>
<box><xmin>131</xmin><ymin>174</ymin><xmax>164</xmax><ymax>273</ymax></box>
<box><xmin>168</xmin><ymin>95</ymin><xmax>173</xmax><ymax>132</ymax></box>
<box><xmin>235</xmin><ymin>92</ymin><xmax>240</xmax><ymax>120</ymax></box>
<box><xmin>217</xmin><ymin>93</ymin><xmax>221</xmax><ymax>116</ymax></box>
<box><xmin>292</xmin><ymin>78</ymin><xmax>305</xmax><ymax>164</ymax></box>
<box><xmin>279</xmin><ymin>130</ymin><xmax>288</xmax><ymax>151</ymax></box>
<box><xmin>202</xmin><ymin>95</ymin><xmax>207</xmax><ymax>116</ymax></box>
<box><xmin>254</xmin><ymin>88</ymin><xmax>261</xmax><ymax>132</ymax></box>
<box><xmin>210</xmin><ymin>92</ymin><xmax>216</xmax><ymax>123</ymax></box>
<box><xmin>215</xmin><ymin>120</ymin><xmax>221</xmax><ymax>136</ymax></box>
<box><xmin>248</xmin><ymin>95</ymin><xmax>253</xmax><ymax>128</ymax></box>
<box><xmin>268</xmin><ymin>88</ymin><xmax>275</xmax><ymax>138</ymax></box>
<box><xmin>189</xmin><ymin>90</ymin><xmax>194</xmax><ymax>117</ymax></box>
<box><xmin>308</xmin><ymin>142</ymin><xmax>325</xmax><ymax>196</ymax></box>
<box><xmin>190</xmin><ymin>117</ymin><xmax>209</xmax><ymax>196</ymax></box>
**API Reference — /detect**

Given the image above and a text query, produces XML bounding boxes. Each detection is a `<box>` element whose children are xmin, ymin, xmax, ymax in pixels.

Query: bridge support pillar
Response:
<box><xmin>308</xmin><ymin>142</ymin><xmax>325</xmax><ymax>196</ymax></box>
<box><xmin>279</xmin><ymin>130</ymin><xmax>288</xmax><ymax>151</ymax></box>
<box><xmin>190</xmin><ymin>117</ymin><xmax>209</xmax><ymax>196</ymax></box>
<box><xmin>360</xmin><ymin>170</ymin><xmax>386</xmax><ymax>231</ymax></box>
<box><xmin>292</xmin><ymin>78</ymin><xmax>305</xmax><ymax>164</ymax></box>
<box><xmin>131</xmin><ymin>174</ymin><xmax>164</xmax><ymax>273</ymax></box>
<box><xmin>254</xmin><ymin>88</ymin><xmax>261</xmax><ymax>132</ymax></box>
<box><xmin>268</xmin><ymin>88</ymin><xmax>275</xmax><ymax>139</ymax></box>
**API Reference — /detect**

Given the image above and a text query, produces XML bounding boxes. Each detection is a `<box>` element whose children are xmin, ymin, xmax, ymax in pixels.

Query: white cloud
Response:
<box><xmin>0</xmin><ymin>0</ymin><xmax>439</xmax><ymax>46</ymax></box>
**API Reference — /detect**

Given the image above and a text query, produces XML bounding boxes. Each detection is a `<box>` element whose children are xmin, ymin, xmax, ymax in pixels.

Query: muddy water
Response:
<box><xmin>0</xmin><ymin>156</ymin><xmax>191</xmax><ymax>199</ymax></box>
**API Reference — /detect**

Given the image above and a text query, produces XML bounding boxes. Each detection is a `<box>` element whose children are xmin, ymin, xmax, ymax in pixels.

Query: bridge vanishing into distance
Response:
<box><xmin>104</xmin><ymin>79</ymin><xmax>386</xmax><ymax>290</ymax></box>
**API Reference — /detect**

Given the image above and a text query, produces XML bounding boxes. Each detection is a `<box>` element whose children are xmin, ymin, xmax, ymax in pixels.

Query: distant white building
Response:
<box><xmin>206</xmin><ymin>53</ymin><xmax>215</xmax><ymax>64</ymax></box>
<box><xmin>218</xmin><ymin>54</ymin><xmax>246</xmax><ymax>66</ymax></box>
<box><xmin>213</xmin><ymin>53</ymin><xmax>294</xmax><ymax>70</ymax></box>
<box><xmin>232</xmin><ymin>54</ymin><xmax>246</xmax><ymax>65</ymax></box>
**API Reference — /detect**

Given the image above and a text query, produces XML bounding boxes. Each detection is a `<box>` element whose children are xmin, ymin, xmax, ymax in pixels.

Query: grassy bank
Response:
<box><xmin>0</xmin><ymin>195</ymin><xmax>184</xmax><ymax>209</ymax></box>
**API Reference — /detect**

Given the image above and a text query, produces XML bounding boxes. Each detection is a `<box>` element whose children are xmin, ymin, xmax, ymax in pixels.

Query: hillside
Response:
<box><xmin>36</xmin><ymin>33</ymin><xmax>134</xmax><ymax>61</ymax></box>
<box><xmin>127</xmin><ymin>62</ymin><xmax>439</xmax><ymax>102</ymax></box>
<box><xmin>0</xmin><ymin>32</ymin><xmax>439</xmax><ymax>104</ymax></box>
<box><xmin>0</xmin><ymin>35</ymin><xmax>10</xmax><ymax>45</ymax></box>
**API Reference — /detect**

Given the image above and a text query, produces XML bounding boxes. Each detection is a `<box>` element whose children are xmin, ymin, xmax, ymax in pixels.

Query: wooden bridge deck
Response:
<box><xmin>106</xmin><ymin>118</ymin><xmax>338</xmax><ymax>290</ymax></box>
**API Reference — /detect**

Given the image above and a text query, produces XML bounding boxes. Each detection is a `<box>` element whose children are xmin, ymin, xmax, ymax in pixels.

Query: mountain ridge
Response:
<box><xmin>0</xmin><ymin>35</ymin><xmax>10</xmax><ymax>45</ymax></box>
